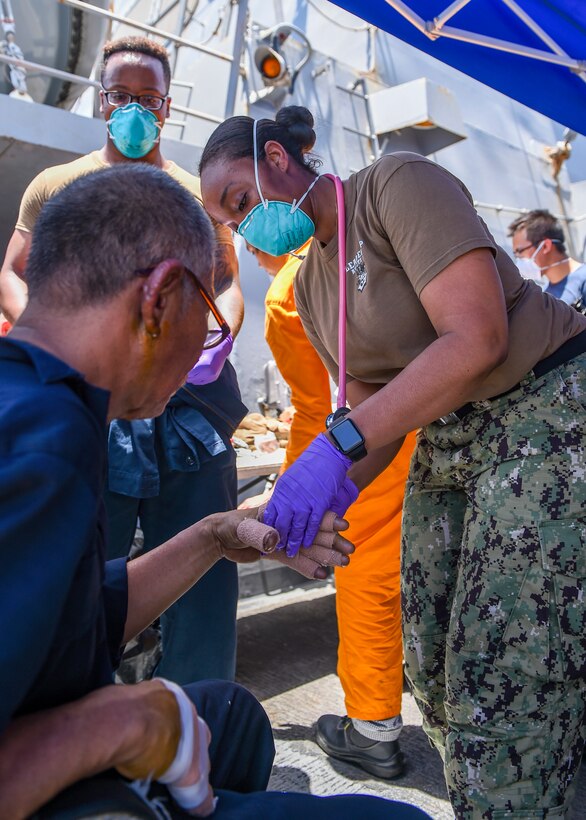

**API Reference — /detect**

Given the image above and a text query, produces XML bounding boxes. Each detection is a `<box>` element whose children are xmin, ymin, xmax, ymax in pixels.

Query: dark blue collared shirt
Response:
<box><xmin>0</xmin><ymin>338</ymin><xmax>128</xmax><ymax>734</ymax></box>
<box><xmin>108</xmin><ymin>362</ymin><xmax>247</xmax><ymax>498</ymax></box>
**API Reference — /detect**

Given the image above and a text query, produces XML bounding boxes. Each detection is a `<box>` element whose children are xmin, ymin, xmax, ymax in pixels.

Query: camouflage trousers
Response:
<box><xmin>402</xmin><ymin>352</ymin><xmax>586</xmax><ymax>819</ymax></box>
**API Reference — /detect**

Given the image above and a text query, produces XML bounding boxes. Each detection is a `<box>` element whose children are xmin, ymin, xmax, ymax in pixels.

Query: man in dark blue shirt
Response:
<box><xmin>0</xmin><ymin>36</ymin><xmax>248</xmax><ymax>686</ymax></box>
<box><xmin>0</xmin><ymin>164</ymin><xmax>426</xmax><ymax>820</ymax></box>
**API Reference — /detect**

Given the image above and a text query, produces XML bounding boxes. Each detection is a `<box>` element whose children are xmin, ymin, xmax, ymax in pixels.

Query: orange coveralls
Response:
<box><xmin>264</xmin><ymin>247</ymin><xmax>416</xmax><ymax>720</ymax></box>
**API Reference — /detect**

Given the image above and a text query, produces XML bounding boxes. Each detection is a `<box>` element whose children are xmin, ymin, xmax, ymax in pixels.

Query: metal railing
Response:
<box><xmin>1</xmin><ymin>0</ymin><xmax>250</xmax><ymax>129</ymax></box>
<box><xmin>58</xmin><ymin>0</ymin><xmax>249</xmax><ymax>119</ymax></box>
<box><xmin>0</xmin><ymin>52</ymin><xmax>223</xmax><ymax>125</ymax></box>
<box><xmin>59</xmin><ymin>0</ymin><xmax>234</xmax><ymax>63</ymax></box>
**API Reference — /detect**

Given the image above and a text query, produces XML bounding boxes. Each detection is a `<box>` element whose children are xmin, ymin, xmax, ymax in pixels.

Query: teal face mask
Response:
<box><xmin>107</xmin><ymin>102</ymin><xmax>161</xmax><ymax>159</ymax></box>
<box><xmin>237</xmin><ymin>119</ymin><xmax>320</xmax><ymax>256</ymax></box>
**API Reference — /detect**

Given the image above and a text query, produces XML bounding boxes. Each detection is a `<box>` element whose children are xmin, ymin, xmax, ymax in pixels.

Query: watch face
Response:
<box><xmin>331</xmin><ymin>419</ymin><xmax>363</xmax><ymax>451</ymax></box>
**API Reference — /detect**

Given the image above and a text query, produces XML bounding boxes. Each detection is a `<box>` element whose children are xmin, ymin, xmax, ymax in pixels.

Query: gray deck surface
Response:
<box><xmin>236</xmin><ymin>585</ymin><xmax>586</xmax><ymax>819</ymax></box>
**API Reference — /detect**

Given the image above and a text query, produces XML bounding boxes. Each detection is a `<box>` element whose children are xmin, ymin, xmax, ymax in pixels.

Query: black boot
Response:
<box><xmin>315</xmin><ymin>714</ymin><xmax>405</xmax><ymax>779</ymax></box>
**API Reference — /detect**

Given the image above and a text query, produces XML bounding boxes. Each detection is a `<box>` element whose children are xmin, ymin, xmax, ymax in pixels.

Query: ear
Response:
<box><xmin>263</xmin><ymin>140</ymin><xmax>290</xmax><ymax>173</ymax></box>
<box><xmin>140</xmin><ymin>258</ymin><xmax>185</xmax><ymax>339</ymax></box>
<box><xmin>164</xmin><ymin>96</ymin><xmax>171</xmax><ymax>119</ymax></box>
<box><xmin>99</xmin><ymin>89</ymin><xmax>106</xmax><ymax>115</ymax></box>
<box><xmin>541</xmin><ymin>238</ymin><xmax>555</xmax><ymax>255</ymax></box>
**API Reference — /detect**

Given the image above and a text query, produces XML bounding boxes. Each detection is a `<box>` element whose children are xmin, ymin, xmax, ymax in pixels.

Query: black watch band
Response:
<box><xmin>325</xmin><ymin>408</ymin><xmax>367</xmax><ymax>462</ymax></box>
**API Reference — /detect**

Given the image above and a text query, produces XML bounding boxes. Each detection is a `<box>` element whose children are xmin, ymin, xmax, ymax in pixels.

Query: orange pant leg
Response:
<box><xmin>334</xmin><ymin>431</ymin><xmax>417</xmax><ymax>720</ymax></box>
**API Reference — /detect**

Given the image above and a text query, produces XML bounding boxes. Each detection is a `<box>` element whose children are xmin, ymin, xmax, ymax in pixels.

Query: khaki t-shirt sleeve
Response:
<box><xmin>294</xmin><ymin>278</ymin><xmax>340</xmax><ymax>385</ymax></box>
<box><xmin>376</xmin><ymin>159</ymin><xmax>497</xmax><ymax>296</ymax></box>
<box><xmin>15</xmin><ymin>171</ymin><xmax>50</xmax><ymax>233</ymax></box>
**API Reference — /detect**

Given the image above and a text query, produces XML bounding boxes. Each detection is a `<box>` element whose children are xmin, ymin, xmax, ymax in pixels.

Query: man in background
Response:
<box><xmin>0</xmin><ymin>35</ymin><xmax>246</xmax><ymax>685</ymax></box>
<box><xmin>509</xmin><ymin>209</ymin><xmax>586</xmax><ymax>306</ymax></box>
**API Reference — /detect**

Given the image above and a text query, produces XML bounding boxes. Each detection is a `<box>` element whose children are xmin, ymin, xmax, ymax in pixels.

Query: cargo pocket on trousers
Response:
<box><xmin>538</xmin><ymin>519</ymin><xmax>586</xmax><ymax>681</ymax></box>
<box><xmin>495</xmin><ymin>564</ymin><xmax>553</xmax><ymax>681</ymax></box>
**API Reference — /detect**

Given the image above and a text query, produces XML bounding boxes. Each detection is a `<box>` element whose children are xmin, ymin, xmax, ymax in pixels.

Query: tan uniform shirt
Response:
<box><xmin>294</xmin><ymin>153</ymin><xmax>585</xmax><ymax>401</ymax></box>
<box><xmin>15</xmin><ymin>150</ymin><xmax>233</xmax><ymax>247</ymax></box>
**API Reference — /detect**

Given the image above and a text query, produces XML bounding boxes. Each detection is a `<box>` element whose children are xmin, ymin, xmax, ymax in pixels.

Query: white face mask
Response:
<box><xmin>516</xmin><ymin>241</ymin><xmax>546</xmax><ymax>285</ymax></box>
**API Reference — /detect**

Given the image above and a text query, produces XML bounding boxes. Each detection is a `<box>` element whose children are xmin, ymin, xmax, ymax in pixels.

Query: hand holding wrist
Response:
<box><xmin>262</xmin><ymin>433</ymin><xmax>353</xmax><ymax>555</ymax></box>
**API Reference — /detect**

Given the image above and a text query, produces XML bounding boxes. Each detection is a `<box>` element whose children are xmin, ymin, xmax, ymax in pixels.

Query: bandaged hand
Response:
<box><xmin>115</xmin><ymin>680</ymin><xmax>215</xmax><ymax>816</ymax></box>
<box><xmin>205</xmin><ymin>507</ymin><xmax>354</xmax><ymax>580</ymax></box>
<box><xmin>204</xmin><ymin>508</ymin><xmax>280</xmax><ymax>565</ymax></box>
<box><xmin>156</xmin><ymin>680</ymin><xmax>215</xmax><ymax>816</ymax></box>
<box><xmin>262</xmin><ymin>433</ymin><xmax>352</xmax><ymax>555</ymax></box>
<box><xmin>186</xmin><ymin>334</ymin><xmax>233</xmax><ymax>386</ymax></box>
<box><xmin>263</xmin><ymin>509</ymin><xmax>354</xmax><ymax>579</ymax></box>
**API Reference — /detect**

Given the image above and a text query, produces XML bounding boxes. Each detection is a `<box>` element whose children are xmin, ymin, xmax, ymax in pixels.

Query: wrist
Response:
<box><xmin>323</xmin><ymin>430</ymin><xmax>350</xmax><ymax>459</ymax></box>
<box><xmin>196</xmin><ymin>514</ymin><xmax>228</xmax><ymax>563</ymax></box>
<box><xmin>323</xmin><ymin>412</ymin><xmax>367</xmax><ymax>463</ymax></box>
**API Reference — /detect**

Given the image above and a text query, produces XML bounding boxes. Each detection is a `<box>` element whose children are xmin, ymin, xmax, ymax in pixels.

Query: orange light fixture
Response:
<box><xmin>260</xmin><ymin>53</ymin><xmax>283</xmax><ymax>80</ymax></box>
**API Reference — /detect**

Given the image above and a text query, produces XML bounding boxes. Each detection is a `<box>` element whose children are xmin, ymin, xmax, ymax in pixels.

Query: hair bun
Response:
<box><xmin>275</xmin><ymin>106</ymin><xmax>316</xmax><ymax>152</ymax></box>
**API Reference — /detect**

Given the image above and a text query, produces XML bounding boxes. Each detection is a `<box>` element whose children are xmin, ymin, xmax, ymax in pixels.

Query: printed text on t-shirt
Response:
<box><xmin>346</xmin><ymin>240</ymin><xmax>367</xmax><ymax>292</ymax></box>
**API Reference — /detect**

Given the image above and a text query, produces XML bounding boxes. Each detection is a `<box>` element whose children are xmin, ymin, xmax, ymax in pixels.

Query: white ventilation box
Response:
<box><xmin>369</xmin><ymin>77</ymin><xmax>467</xmax><ymax>155</ymax></box>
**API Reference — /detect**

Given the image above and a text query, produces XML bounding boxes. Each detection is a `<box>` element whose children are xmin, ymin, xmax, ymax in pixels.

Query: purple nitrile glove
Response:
<box><xmin>186</xmin><ymin>333</ymin><xmax>233</xmax><ymax>386</ymax></box>
<box><xmin>330</xmin><ymin>476</ymin><xmax>359</xmax><ymax>517</ymax></box>
<box><xmin>263</xmin><ymin>433</ymin><xmax>352</xmax><ymax>557</ymax></box>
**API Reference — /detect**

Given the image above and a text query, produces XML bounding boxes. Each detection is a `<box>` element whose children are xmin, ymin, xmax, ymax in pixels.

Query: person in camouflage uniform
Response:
<box><xmin>403</xmin><ymin>351</ymin><xmax>586</xmax><ymax>818</ymax></box>
<box><xmin>198</xmin><ymin>107</ymin><xmax>586</xmax><ymax>818</ymax></box>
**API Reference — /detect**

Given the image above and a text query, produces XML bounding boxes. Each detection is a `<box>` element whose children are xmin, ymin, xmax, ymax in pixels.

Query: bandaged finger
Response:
<box><xmin>300</xmin><ymin>544</ymin><xmax>350</xmax><ymax>568</ymax></box>
<box><xmin>311</xmin><ymin>530</ymin><xmax>337</xmax><ymax>548</ymax></box>
<box><xmin>236</xmin><ymin>517</ymin><xmax>278</xmax><ymax>553</ymax></box>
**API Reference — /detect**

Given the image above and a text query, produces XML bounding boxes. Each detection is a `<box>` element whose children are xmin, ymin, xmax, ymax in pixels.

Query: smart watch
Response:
<box><xmin>325</xmin><ymin>407</ymin><xmax>367</xmax><ymax>462</ymax></box>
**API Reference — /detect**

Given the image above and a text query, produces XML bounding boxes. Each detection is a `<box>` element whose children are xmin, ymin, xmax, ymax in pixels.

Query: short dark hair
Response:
<box><xmin>199</xmin><ymin>106</ymin><xmax>321</xmax><ymax>176</ymax></box>
<box><xmin>507</xmin><ymin>209</ymin><xmax>567</xmax><ymax>254</ymax></box>
<box><xmin>25</xmin><ymin>164</ymin><xmax>214</xmax><ymax>309</ymax></box>
<box><xmin>101</xmin><ymin>36</ymin><xmax>171</xmax><ymax>92</ymax></box>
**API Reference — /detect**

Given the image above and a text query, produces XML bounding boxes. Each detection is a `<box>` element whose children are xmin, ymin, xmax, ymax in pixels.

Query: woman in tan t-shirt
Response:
<box><xmin>200</xmin><ymin>106</ymin><xmax>586</xmax><ymax>819</ymax></box>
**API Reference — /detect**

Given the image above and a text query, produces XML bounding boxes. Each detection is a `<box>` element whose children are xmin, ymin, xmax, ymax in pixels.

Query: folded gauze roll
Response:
<box><xmin>156</xmin><ymin>678</ymin><xmax>217</xmax><ymax>815</ymax></box>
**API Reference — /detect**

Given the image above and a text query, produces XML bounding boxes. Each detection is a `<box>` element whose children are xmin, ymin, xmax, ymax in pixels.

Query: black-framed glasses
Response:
<box><xmin>134</xmin><ymin>266</ymin><xmax>231</xmax><ymax>350</ymax></box>
<box><xmin>512</xmin><ymin>242</ymin><xmax>536</xmax><ymax>257</ymax></box>
<box><xmin>102</xmin><ymin>89</ymin><xmax>167</xmax><ymax>111</ymax></box>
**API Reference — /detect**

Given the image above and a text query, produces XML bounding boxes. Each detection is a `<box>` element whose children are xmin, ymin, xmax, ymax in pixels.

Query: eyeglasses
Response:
<box><xmin>512</xmin><ymin>242</ymin><xmax>536</xmax><ymax>257</ymax></box>
<box><xmin>134</xmin><ymin>266</ymin><xmax>231</xmax><ymax>350</ymax></box>
<box><xmin>102</xmin><ymin>89</ymin><xmax>167</xmax><ymax>111</ymax></box>
<box><xmin>513</xmin><ymin>238</ymin><xmax>560</xmax><ymax>257</ymax></box>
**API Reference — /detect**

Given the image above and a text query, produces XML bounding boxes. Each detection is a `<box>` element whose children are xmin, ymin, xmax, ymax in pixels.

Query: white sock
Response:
<box><xmin>352</xmin><ymin>714</ymin><xmax>403</xmax><ymax>742</ymax></box>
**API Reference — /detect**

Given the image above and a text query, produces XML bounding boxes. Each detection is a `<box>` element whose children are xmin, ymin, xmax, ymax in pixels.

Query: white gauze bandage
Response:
<box><xmin>156</xmin><ymin>678</ymin><xmax>216</xmax><ymax>812</ymax></box>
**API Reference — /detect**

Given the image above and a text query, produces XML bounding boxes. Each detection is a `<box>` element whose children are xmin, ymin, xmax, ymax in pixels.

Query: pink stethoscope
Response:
<box><xmin>323</xmin><ymin>173</ymin><xmax>348</xmax><ymax>414</ymax></box>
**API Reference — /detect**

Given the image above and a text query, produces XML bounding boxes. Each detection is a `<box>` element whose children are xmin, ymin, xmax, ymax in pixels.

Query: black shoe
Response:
<box><xmin>315</xmin><ymin>714</ymin><xmax>405</xmax><ymax>780</ymax></box>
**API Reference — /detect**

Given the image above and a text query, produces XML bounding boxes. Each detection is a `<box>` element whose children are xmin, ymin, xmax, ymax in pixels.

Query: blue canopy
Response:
<box><xmin>328</xmin><ymin>1</ymin><xmax>586</xmax><ymax>135</ymax></box>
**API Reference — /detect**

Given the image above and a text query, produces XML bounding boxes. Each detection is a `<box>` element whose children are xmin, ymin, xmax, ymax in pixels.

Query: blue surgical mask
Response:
<box><xmin>107</xmin><ymin>102</ymin><xmax>161</xmax><ymax>159</ymax></box>
<box><xmin>237</xmin><ymin>119</ymin><xmax>319</xmax><ymax>256</ymax></box>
